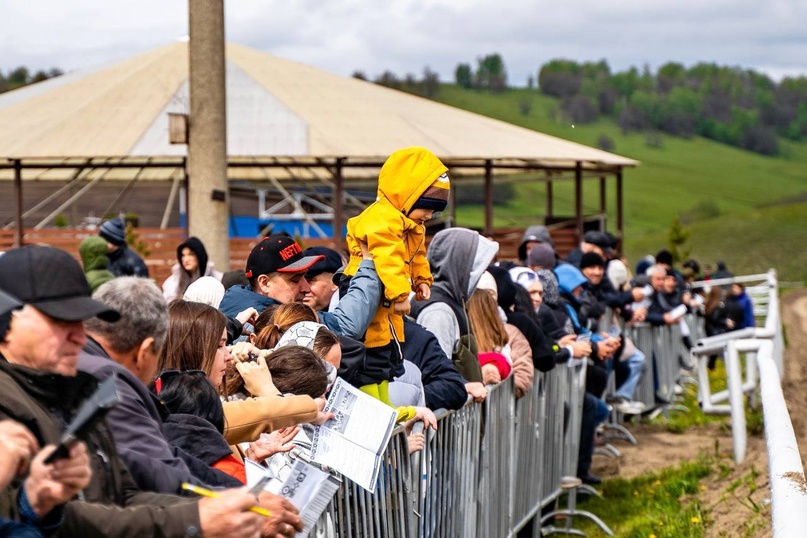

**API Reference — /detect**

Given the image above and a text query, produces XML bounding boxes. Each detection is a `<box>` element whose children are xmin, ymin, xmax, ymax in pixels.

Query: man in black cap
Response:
<box><xmin>98</xmin><ymin>218</ymin><xmax>149</xmax><ymax>278</ymax></box>
<box><xmin>0</xmin><ymin>246</ymin><xmax>302</xmax><ymax>537</ymax></box>
<box><xmin>219</xmin><ymin>235</ymin><xmax>380</xmax><ymax>340</ymax></box>
<box><xmin>301</xmin><ymin>246</ymin><xmax>344</xmax><ymax>312</ymax></box>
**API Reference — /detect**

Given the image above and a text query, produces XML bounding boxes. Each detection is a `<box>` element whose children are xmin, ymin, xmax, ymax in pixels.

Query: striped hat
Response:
<box><xmin>410</xmin><ymin>173</ymin><xmax>450</xmax><ymax>213</ymax></box>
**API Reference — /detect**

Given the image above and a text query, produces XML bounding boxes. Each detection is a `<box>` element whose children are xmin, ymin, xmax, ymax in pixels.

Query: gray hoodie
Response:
<box><xmin>518</xmin><ymin>225</ymin><xmax>553</xmax><ymax>262</ymax></box>
<box><xmin>413</xmin><ymin>228</ymin><xmax>499</xmax><ymax>359</ymax></box>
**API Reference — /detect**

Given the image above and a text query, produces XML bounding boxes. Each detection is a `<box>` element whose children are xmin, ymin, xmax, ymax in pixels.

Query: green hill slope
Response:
<box><xmin>432</xmin><ymin>85</ymin><xmax>807</xmax><ymax>282</ymax></box>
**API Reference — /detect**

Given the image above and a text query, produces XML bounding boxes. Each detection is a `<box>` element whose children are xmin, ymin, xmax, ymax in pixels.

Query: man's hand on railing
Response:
<box><xmin>630</xmin><ymin>307</ymin><xmax>647</xmax><ymax>324</ymax></box>
<box><xmin>570</xmin><ymin>340</ymin><xmax>592</xmax><ymax>358</ymax></box>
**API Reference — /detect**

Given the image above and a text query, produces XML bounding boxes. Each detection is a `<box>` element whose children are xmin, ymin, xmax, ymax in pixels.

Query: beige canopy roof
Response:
<box><xmin>0</xmin><ymin>41</ymin><xmax>636</xmax><ymax>182</ymax></box>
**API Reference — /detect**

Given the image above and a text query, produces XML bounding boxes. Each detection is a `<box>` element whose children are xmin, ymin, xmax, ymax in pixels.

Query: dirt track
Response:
<box><xmin>591</xmin><ymin>288</ymin><xmax>807</xmax><ymax>537</ymax></box>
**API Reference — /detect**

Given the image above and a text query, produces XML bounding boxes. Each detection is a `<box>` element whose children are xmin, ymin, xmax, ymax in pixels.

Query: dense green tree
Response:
<box><xmin>374</xmin><ymin>71</ymin><xmax>401</xmax><ymax>90</ymax></box>
<box><xmin>475</xmin><ymin>53</ymin><xmax>507</xmax><ymax>92</ymax></box>
<box><xmin>7</xmin><ymin>66</ymin><xmax>29</xmax><ymax>85</ymax></box>
<box><xmin>538</xmin><ymin>59</ymin><xmax>582</xmax><ymax>98</ymax></box>
<box><xmin>455</xmin><ymin>63</ymin><xmax>473</xmax><ymax>89</ymax></box>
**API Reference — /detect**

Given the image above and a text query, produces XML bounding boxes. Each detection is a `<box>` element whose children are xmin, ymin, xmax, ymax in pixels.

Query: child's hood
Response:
<box><xmin>377</xmin><ymin>147</ymin><xmax>448</xmax><ymax>213</ymax></box>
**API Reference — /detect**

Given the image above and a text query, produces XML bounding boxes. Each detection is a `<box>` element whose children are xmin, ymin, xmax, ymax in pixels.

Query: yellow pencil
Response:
<box><xmin>181</xmin><ymin>482</ymin><xmax>272</xmax><ymax>517</ymax></box>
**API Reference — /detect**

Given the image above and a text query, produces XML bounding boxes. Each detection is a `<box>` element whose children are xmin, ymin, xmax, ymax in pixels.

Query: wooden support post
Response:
<box><xmin>13</xmin><ymin>160</ymin><xmax>22</xmax><ymax>247</ymax></box>
<box><xmin>599</xmin><ymin>175</ymin><xmax>606</xmax><ymax>215</ymax></box>
<box><xmin>484</xmin><ymin>159</ymin><xmax>493</xmax><ymax>235</ymax></box>
<box><xmin>575</xmin><ymin>162</ymin><xmax>584</xmax><ymax>240</ymax></box>
<box><xmin>333</xmin><ymin>158</ymin><xmax>345</xmax><ymax>245</ymax></box>
<box><xmin>616</xmin><ymin>167</ymin><xmax>624</xmax><ymax>250</ymax></box>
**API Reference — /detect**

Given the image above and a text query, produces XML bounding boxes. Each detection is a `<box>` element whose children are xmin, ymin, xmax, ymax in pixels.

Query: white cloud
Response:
<box><xmin>0</xmin><ymin>0</ymin><xmax>804</xmax><ymax>83</ymax></box>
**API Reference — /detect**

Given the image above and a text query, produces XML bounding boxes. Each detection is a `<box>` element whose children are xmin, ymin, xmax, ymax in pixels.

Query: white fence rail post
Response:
<box><xmin>757</xmin><ymin>341</ymin><xmax>807</xmax><ymax>537</ymax></box>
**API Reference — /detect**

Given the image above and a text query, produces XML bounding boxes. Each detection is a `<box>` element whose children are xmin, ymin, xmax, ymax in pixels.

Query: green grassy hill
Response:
<box><xmin>432</xmin><ymin>85</ymin><xmax>807</xmax><ymax>282</ymax></box>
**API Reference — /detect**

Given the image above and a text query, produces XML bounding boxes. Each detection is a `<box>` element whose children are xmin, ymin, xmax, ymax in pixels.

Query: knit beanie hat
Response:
<box><xmin>183</xmin><ymin>276</ymin><xmax>225</xmax><ymax>309</ymax></box>
<box><xmin>656</xmin><ymin>249</ymin><xmax>673</xmax><ymax>266</ymax></box>
<box><xmin>475</xmin><ymin>271</ymin><xmax>498</xmax><ymax>297</ymax></box>
<box><xmin>410</xmin><ymin>173</ymin><xmax>450</xmax><ymax>213</ymax></box>
<box><xmin>99</xmin><ymin>218</ymin><xmax>126</xmax><ymax>247</ymax></box>
<box><xmin>606</xmin><ymin>259</ymin><xmax>629</xmax><ymax>290</ymax></box>
<box><xmin>527</xmin><ymin>243</ymin><xmax>556</xmax><ymax>268</ymax></box>
<box><xmin>580</xmin><ymin>252</ymin><xmax>605</xmax><ymax>270</ymax></box>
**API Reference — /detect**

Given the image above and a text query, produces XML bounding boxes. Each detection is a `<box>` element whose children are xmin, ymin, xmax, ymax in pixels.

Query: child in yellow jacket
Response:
<box><xmin>343</xmin><ymin>147</ymin><xmax>449</xmax><ymax>421</ymax></box>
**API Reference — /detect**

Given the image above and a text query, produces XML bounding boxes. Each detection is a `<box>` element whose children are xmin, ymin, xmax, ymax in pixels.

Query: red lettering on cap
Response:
<box><xmin>278</xmin><ymin>243</ymin><xmax>302</xmax><ymax>261</ymax></box>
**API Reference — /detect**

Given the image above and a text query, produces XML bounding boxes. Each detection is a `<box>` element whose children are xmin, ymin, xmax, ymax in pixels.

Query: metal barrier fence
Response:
<box><xmin>312</xmin><ymin>360</ymin><xmax>591</xmax><ymax>537</ymax></box>
<box><xmin>310</xmin><ymin>269</ymin><xmax>804</xmax><ymax>536</ymax></box>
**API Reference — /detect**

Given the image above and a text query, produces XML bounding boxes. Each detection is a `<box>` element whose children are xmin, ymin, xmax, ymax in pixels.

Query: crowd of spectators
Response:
<box><xmin>0</xmin><ymin>148</ymin><xmax>754</xmax><ymax>536</ymax></box>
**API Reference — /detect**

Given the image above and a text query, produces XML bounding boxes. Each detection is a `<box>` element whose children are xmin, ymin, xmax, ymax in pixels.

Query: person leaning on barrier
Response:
<box><xmin>401</xmin><ymin>320</ymin><xmax>468</xmax><ymax>410</ymax></box>
<box><xmin>410</xmin><ymin>227</ymin><xmax>500</xmax><ymax>403</ymax></box>
<box><xmin>0</xmin><ymin>288</ymin><xmax>93</xmax><ymax>537</ymax></box>
<box><xmin>475</xmin><ymin>271</ymin><xmax>535</xmax><ymax>398</ymax></box>
<box><xmin>80</xmin><ymin>276</ymin><xmax>241</xmax><ymax>492</ymax></box>
<box><xmin>646</xmin><ymin>265</ymin><xmax>687</xmax><ymax>326</ymax></box>
<box><xmin>0</xmin><ymin>245</ymin><xmax>302</xmax><ymax>538</ymax></box>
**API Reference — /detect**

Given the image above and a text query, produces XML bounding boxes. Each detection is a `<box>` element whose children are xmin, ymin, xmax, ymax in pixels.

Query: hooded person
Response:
<box><xmin>341</xmin><ymin>147</ymin><xmax>449</xmax><ymax>419</ymax></box>
<box><xmin>79</xmin><ymin>236</ymin><xmax>116</xmax><ymax>292</ymax></box>
<box><xmin>517</xmin><ymin>225</ymin><xmax>554</xmax><ymax>263</ymax></box>
<box><xmin>410</xmin><ymin>228</ymin><xmax>498</xmax><ymax>385</ymax></box>
<box><xmin>98</xmin><ymin>218</ymin><xmax>150</xmax><ymax>278</ymax></box>
<box><xmin>162</xmin><ymin>237</ymin><xmax>224</xmax><ymax>303</ymax></box>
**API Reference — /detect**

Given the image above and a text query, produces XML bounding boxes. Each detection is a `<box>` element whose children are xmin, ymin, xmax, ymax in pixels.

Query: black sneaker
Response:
<box><xmin>578</xmin><ymin>472</ymin><xmax>602</xmax><ymax>486</ymax></box>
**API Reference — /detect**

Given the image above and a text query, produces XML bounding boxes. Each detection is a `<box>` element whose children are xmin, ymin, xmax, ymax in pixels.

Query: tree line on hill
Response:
<box><xmin>360</xmin><ymin>54</ymin><xmax>807</xmax><ymax>157</ymax></box>
<box><xmin>0</xmin><ymin>66</ymin><xmax>64</xmax><ymax>94</ymax></box>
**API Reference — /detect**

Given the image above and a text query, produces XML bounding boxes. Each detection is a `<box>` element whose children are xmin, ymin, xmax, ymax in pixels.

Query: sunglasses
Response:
<box><xmin>153</xmin><ymin>369</ymin><xmax>207</xmax><ymax>396</ymax></box>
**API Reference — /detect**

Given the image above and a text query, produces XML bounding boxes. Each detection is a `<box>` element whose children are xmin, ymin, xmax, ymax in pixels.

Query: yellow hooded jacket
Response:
<box><xmin>344</xmin><ymin>147</ymin><xmax>449</xmax><ymax>348</ymax></box>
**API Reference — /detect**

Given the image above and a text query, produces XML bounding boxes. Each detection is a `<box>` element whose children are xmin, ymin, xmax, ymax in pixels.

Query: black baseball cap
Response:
<box><xmin>0</xmin><ymin>246</ymin><xmax>120</xmax><ymax>322</ymax></box>
<box><xmin>583</xmin><ymin>231</ymin><xmax>614</xmax><ymax>255</ymax></box>
<box><xmin>245</xmin><ymin>236</ymin><xmax>324</xmax><ymax>279</ymax></box>
<box><xmin>304</xmin><ymin>247</ymin><xmax>344</xmax><ymax>279</ymax></box>
<box><xmin>0</xmin><ymin>287</ymin><xmax>21</xmax><ymax>316</ymax></box>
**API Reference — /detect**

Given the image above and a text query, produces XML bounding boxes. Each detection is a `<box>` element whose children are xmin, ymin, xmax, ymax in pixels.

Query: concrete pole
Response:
<box><xmin>188</xmin><ymin>0</ymin><xmax>229</xmax><ymax>270</ymax></box>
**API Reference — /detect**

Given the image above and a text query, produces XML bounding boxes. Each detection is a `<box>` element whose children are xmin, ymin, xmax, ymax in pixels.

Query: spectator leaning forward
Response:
<box><xmin>0</xmin><ymin>245</ymin><xmax>302</xmax><ymax>537</ymax></box>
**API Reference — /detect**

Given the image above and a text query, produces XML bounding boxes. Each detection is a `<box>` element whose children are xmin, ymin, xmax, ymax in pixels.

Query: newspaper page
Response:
<box><xmin>245</xmin><ymin>458</ymin><xmax>340</xmax><ymax>538</ymax></box>
<box><xmin>310</xmin><ymin>378</ymin><xmax>397</xmax><ymax>492</ymax></box>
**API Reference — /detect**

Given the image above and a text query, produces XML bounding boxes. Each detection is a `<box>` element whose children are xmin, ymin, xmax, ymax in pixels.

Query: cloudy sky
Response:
<box><xmin>2</xmin><ymin>0</ymin><xmax>806</xmax><ymax>85</ymax></box>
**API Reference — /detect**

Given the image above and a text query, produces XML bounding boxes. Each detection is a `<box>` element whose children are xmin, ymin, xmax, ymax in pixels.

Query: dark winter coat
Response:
<box><xmin>107</xmin><ymin>243</ymin><xmax>150</xmax><ymax>278</ymax></box>
<box><xmin>0</xmin><ymin>358</ymin><xmax>201</xmax><ymax>538</ymax></box>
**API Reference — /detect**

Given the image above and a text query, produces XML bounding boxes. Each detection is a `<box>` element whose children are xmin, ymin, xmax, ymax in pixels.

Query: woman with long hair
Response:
<box><xmin>158</xmin><ymin>300</ymin><xmax>326</xmax><ymax>446</ymax></box>
<box><xmin>157</xmin><ymin>299</ymin><xmax>231</xmax><ymax>391</ymax></box>
<box><xmin>467</xmin><ymin>288</ymin><xmax>511</xmax><ymax>385</ymax></box>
